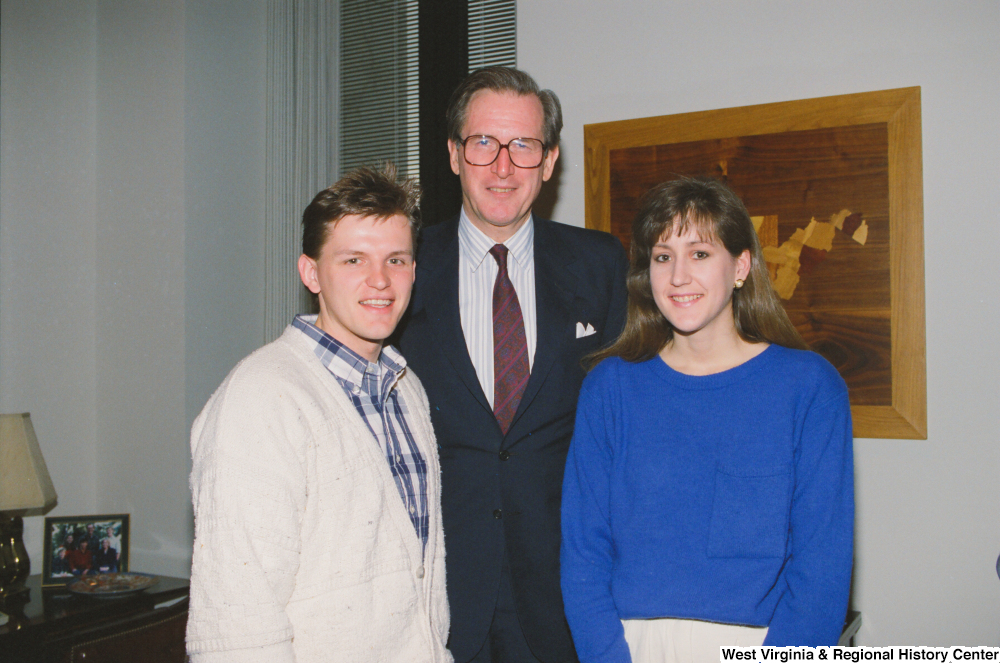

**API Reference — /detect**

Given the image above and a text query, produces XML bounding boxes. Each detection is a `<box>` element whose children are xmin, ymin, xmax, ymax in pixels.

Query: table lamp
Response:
<box><xmin>0</xmin><ymin>413</ymin><xmax>57</xmax><ymax>597</ymax></box>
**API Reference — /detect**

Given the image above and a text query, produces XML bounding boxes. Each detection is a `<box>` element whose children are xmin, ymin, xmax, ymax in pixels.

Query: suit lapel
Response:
<box><xmin>508</xmin><ymin>219</ymin><xmax>580</xmax><ymax>431</ymax></box>
<box><xmin>415</xmin><ymin>222</ymin><xmax>493</xmax><ymax>415</ymax></box>
<box><xmin>415</xmin><ymin>218</ymin><xmax>583</xmax><ymax>436</ymax></box>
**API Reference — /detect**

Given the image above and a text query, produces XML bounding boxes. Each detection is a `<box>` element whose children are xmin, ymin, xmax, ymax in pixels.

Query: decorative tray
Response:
<box><xmin>67</xmin><ymin>573</ymin><xmax>159</xmax><ymax>598</ymax></box>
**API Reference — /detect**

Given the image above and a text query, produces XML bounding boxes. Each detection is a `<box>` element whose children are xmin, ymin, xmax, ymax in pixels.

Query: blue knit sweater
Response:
<box><xmin>560</xmin><ymin>345</ymin><xmax>854</xmax><ymax>661</ymax></box>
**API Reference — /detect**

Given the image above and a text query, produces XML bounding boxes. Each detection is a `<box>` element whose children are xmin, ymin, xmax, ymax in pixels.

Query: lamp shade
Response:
<box><xmin>0</xmin><ymin>413</ymin><xmax>57</xmax><ymax>515</ymax></box>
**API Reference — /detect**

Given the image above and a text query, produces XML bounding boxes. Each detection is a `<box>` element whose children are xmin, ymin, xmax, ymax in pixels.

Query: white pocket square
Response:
<box><xmin>576</xmin><ymin>322</ymin><xmax>597</xmax><ymax>339</ymax></box>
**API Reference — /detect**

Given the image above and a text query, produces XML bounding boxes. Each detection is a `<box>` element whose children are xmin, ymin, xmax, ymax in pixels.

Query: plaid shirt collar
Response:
<box><xmin>292</xmin><ymin>314</ymin><xmax>428</xmax><ymax>552</ymax></box>
<box><xmin>291</xmin><ymin>314</ymin><xmax>406</xmax><ymax>398</ymax></box>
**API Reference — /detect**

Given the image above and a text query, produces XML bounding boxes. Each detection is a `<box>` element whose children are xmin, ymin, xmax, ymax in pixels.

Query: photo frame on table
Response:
<box><xmin>584</xmin><ymin>87</ymin><xmax>925</xmax><ymax>440</ymax></box>
<box><xmin>41</xmin><ymin>514</ymin><xmax>130</xmax><ymax>587</ymax></box>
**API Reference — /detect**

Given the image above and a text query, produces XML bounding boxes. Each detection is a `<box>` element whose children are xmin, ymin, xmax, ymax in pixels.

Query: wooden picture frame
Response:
<box><xmin>41</xmin><ymin>514</ymin><xmax>130</xmax><ymax>586</ymax></box>
<box><xmin>584</xmin><ymin>87</ymin><xmax>925</xmax><ymax>439</ymax></box>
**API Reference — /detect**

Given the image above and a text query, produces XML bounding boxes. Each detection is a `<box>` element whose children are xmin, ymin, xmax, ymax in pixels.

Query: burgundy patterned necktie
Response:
<box><xmin>490</xmin><ymin>244</ymin><xmax>529</xmax><ymax>435</ymax></box>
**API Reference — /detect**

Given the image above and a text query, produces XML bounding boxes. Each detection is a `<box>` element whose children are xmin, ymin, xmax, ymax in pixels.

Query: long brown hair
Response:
<box><xmin>587</xmin><ymin>176</ymin><xmax>807</xmax><ymax>369</ymax></box>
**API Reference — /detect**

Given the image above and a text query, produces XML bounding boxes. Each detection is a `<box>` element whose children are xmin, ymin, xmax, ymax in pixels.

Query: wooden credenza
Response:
<box><xmin>0</xmin><ymin>574</ymin><xmax>189</xmax><ymax>663</ymax></box>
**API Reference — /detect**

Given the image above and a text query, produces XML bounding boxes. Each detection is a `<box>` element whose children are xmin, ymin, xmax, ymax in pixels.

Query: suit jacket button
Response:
<box><xmin>499</xmin><ymin>450</ymin><xmax>510</xmax><ymax>461</ymax></box>
<box><xmin>493</xmin><ymin>509</ymin><xmax>502</xmax><ymax>519</ymax></box>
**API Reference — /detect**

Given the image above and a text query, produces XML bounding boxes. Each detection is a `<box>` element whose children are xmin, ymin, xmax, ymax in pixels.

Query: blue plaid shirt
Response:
<box><xmin>292</xmin><ymin>315</ymin><xmax>429</xmax><ymax>550</ymax></box>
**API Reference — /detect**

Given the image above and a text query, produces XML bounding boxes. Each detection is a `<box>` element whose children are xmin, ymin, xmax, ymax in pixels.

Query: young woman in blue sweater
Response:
<box><xmin>560</xmin><ymin>177</ymin><xmax>854</xmax><ymax>662</ymax></box>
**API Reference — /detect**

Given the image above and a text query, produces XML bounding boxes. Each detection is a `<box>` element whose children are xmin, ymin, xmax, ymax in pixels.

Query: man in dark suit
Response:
<box><xmin>397</xmin><ymin>67</ymin><xmax>628</xmax><ymax>663</ymax></box>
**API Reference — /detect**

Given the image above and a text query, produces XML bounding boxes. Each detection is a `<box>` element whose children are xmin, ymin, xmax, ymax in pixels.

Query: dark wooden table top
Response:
<box><xmin>0</xmin><ymin>574</ymin><xmax>189</xmax><ymax>662</ymax></box>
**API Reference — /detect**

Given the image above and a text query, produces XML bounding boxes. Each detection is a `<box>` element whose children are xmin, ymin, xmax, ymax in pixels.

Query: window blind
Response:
<box><xmin>468</xmin><ymin>0</ymin><xmax>516</xmax><ymax>71</ymax></box>
<box><xmin>264</xmin><ymin>0</ymin><xmax>339</xmax><ymax>342</ymax></box>
<box><xmin>339</xmin><ymin>0</ymin><xmax>420</xmax><ymax>178</ymax></box>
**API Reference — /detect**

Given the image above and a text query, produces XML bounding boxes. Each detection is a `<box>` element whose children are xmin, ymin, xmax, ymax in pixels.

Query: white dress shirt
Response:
<box><xmin>457</xmin><ymin>209</ymin><xmax>537</xmax><ymax>408</ymax></box>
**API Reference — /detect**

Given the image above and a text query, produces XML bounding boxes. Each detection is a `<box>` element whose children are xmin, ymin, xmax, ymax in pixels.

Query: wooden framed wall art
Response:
<box><xmin>585</xmin><ymin>87</ymin><xmax>925</xmax><ymax>439</ymax></box>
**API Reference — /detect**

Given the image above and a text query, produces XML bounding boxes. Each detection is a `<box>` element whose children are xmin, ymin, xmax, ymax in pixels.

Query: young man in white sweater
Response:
<box><xmin>187</xmin><ymin>164</ymin><xmax>451</xmax><ymax>663</ymax></box>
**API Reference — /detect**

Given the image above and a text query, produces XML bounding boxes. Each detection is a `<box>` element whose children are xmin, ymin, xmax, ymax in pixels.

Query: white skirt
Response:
<box><xmin>622</xmin><ymin>617</ymin><xmax>768</xmax><ymax>663</ymax></box>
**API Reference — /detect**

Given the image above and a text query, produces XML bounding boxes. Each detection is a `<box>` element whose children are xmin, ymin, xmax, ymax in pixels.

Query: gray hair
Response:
<box><xmin>446</xmin><ymin>66</ymin><xmax>562</xmax><ymax>149</ymax></box>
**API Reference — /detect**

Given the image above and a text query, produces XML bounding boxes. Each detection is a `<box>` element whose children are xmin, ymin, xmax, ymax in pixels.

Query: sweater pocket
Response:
<box><xmin>707</xmin><ymin>464</ymin><xmax>790</xmax><ymax>558</ymax></box>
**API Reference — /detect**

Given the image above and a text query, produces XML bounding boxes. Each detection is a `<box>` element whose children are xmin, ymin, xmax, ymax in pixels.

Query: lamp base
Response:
<box><xmin>0</xmin><ymin>514</ymin><xmax>31</xmax><ymax>597</ymax></box>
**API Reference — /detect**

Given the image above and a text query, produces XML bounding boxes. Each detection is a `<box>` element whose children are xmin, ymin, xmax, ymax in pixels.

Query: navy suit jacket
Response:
<box><xmin>397</xmin><ymin>216</ymin><xmax>628</xmax><ymax>663</ymax></box>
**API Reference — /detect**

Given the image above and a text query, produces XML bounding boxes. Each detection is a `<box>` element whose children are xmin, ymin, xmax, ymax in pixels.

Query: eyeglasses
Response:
<box><xmin>458</xmin><ymin>135</ymin><xmax>546</xmax><ymax>168</ymax></box>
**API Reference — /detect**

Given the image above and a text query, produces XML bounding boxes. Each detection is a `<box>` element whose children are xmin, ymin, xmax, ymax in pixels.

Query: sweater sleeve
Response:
<box><xmin>763</xmin><ymin>373</ymin><xmax>855</xmax><ymax>645</ymax></box>
<box><xmin>187</xmin><ymin>367</ymin><xmax>308</xmax><ymax>663</ymax></box>
<box><xmin>561</xmin><ymin>363</ymin><xmax>633</xmax><ymax>663</ymax></box>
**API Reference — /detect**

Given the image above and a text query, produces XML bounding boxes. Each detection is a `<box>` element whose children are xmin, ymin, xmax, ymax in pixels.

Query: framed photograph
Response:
<box><xmin>584</xmin><ymin>87</ymin><xmax>925</xmax><ymax>440</ymax></box>
<box><xmin>41</xmin><ymin>514</ymin><xmax>130</xmax><ymax>587</ymax></box>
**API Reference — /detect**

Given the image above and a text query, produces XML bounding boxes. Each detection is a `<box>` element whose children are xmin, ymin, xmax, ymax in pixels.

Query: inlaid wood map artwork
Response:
<box><xmin>753</xmin><ymin>210</ymin><xmax>869</xmax><ymax>301</ymax></box>
<box><xmin>584</xmin><ymin>88</ymin><xmax>926</xmax><ymax>439</ymax></box>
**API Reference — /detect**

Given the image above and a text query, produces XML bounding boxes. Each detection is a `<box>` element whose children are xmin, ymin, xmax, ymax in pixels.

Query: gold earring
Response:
<box><xmin>734</xmin><ymin>279</ymin><xmax>745</xmax><ymax>289</ymax></box>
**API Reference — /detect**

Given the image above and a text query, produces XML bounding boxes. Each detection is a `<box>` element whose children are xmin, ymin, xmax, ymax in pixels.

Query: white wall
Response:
<box><xmin>1</xmin><ymin>0</ymin><xmax>266</xmax><ymax>578</ymax></box>
<box><xmin>94</xmin><ymin>0</ymin><xmax>189</xmax><ymax>577</ymax></box>
<box><xmin>520</xmin><ymin>0</ymin><xmax>1000</xmax><ymax>646</ymax></box>
<box><xmin>184</xmin><ymin>0</ymin><xmax>267</xmax><ymax>425</ymax></box>
<box><xmin>1</xmin><ymin>0</ymin><xmax>100</xmax><ymax>566</ymax></box>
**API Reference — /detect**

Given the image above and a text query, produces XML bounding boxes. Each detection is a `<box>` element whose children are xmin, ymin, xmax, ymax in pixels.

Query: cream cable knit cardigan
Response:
<box><xmin>187</xmin><ymin>325</ymin><xmax>451</xmax><ymax>663</ymax></box>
